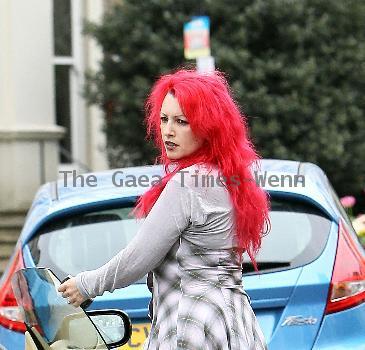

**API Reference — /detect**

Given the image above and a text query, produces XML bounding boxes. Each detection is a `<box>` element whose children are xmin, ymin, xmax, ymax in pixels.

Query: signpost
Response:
<box><xmin>183</xmin><ymin>16</ymin><xmax>215</xmax><ymax>73</ymax></box>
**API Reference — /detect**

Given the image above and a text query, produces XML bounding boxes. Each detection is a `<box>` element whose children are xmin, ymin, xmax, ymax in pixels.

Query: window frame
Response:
<box><xmin>53</xmin><ymin>0</ymin><xmax>87</xmax><ymax>170</ymax></box>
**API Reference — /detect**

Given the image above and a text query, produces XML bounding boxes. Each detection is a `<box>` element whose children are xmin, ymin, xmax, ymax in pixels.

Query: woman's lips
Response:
<box><xmin>165</xmin><ymin>141</ymin><xmax>178</xmax><ymax>150</ymax></box>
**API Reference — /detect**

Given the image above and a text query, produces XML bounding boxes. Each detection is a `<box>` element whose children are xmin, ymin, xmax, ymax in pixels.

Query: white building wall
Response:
<box><xmin>0</xmin><ymin>1</ymin><xmax>55</xmax><ymax>126</ymax></box>
<box><xmin>0</xmin><ymin>0</ymin><xmax>109</xmax><ymax>212</ymax></box>
<box><xmin>0</xmin><ymin>0</ymin><xmax>64</xmax><ymax>211</ymax></box>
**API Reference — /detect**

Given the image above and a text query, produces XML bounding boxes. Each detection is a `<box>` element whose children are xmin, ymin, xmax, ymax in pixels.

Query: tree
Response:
<box><xmin>84</xmin><ymin>0</ymin><xmax>365</xmax><ymax>196</ymax></box>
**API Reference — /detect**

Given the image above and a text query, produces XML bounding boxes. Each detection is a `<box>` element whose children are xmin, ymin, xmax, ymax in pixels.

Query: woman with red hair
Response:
<box><xmin>59</xmin><ymin>69</ymin><xmax>270</xmax><ymax>349</ymax></box>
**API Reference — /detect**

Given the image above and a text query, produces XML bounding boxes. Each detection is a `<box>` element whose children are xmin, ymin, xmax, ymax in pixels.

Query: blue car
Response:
<box><xmin>0</xmin><ymin>159</ymin><xmax>364</xmax><ymax>349</ymax></box>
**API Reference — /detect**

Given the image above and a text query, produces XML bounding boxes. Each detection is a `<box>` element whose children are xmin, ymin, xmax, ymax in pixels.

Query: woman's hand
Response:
<box><xmin>58</xmin><ymin>277</ymin><xmax>87</xmax><ymax>308</ymax></box>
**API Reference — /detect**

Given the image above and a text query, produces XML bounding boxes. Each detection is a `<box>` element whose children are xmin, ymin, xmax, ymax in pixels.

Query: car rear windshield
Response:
<box><xmin>242</xmin><ymin>197</ymin><xmax>332</xmax><ymax>274</ymax></box>
<box><xmin>28</xmin><ymin>198</ymin><xmax>332</xmax><ymax>279</ymax></box>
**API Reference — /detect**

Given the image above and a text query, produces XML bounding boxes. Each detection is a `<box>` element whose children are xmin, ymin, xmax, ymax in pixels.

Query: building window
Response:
<box><xmin>55</xmin><ymin>65</ymin><xmax>72</xmax><ymax>163</ymax></box>
<box><xmin>53</xmin><ymin>0</ymin><xmax>72</xmax><ymax>57</ymax></box>
<box><xmin>53</xmin><ymin>0</ymin><xmax>73</xmax><ymax>163</ymax></box>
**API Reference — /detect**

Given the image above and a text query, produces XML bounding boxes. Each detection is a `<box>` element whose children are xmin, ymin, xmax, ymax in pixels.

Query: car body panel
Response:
<box><xmin>87</xmin><ymin>285</ymin><xmax>151</xmax><ymax>319</ymax></box>
<box><xmin>313</xmin><ymin>303</ymin><xmax>365</xmax><ymax>349</ymax></box>
<box><xmin>0</xmin><ymin>326</ymin><xmax>23</xmax><ymax>350</ymax></box>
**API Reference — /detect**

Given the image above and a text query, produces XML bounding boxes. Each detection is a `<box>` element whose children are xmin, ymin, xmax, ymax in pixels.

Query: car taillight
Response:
<box><xmin>0</xmin><ymin>246</ymin><xmax>26</xmax><ymax>332</ymax></box>
<box><xmin>325</xmin><ymin>221</ymin><xmax>365</xmax><ymax>314</ymax></box>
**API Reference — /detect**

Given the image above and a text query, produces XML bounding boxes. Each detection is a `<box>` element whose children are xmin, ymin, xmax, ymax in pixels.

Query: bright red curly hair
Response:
<box><xmin>133</xmin><ymin>69</ymin><xmax>270</xmax><ymax>269</ymax></box>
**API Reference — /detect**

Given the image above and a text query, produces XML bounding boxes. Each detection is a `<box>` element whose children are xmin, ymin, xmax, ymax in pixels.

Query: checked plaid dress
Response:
<box><xmin>143</xmin><ymin>165</ymin><xmax>267</xmax><ymax>350</ymax></box>
<box><xmin>144</xmin><ymin>238</ymin><xmax>267</xmax><ymax>350</ymax></box>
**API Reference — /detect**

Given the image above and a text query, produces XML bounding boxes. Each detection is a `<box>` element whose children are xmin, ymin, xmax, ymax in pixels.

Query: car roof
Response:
<box><xmin>20</xmin><ymin>159</ymin><xmax>341</xmax><ymax>242</ymax></box>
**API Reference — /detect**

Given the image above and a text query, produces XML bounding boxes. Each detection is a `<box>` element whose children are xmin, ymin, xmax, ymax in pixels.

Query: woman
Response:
<box><xmin>59</xmin><ymin>69</ymin><xmax>270</xmax><ymax>350</ymax></box>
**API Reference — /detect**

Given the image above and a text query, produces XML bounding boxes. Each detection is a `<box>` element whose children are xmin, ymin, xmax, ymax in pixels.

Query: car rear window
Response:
<box><xmin>243</xmin><ymin>197</ymin><xmax>332</xmax><ymax>274</ymax></box>
<box><xmin>28</xmin><ymin>198</ymin><xmax>332</xmax><ymax>279</ymax></box>
<box><xmin>28</xmin><ymin>205</ymin><xmax>143</xmax><ymax>281</ymax></box>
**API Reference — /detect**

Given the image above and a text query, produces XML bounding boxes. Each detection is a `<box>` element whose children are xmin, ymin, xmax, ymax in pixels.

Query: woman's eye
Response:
<box><xmin>177</xmin><ymin>119</ymin><xmax>188</xmax><ymax>125</ymax></box>
<box><xmin>160</xmin><ymin>116</ymin><xmax>168</xmax><ymax>123</ymax></box>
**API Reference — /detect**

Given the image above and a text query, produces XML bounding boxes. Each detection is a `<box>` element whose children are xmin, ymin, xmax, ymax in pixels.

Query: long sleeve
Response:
<box><xmin>75</xmin><ymin>179</ymin><xmax>191</xmax><ymax>299</ymax></box>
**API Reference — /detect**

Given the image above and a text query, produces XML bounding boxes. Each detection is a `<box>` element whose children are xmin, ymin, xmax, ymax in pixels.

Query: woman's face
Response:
<box><xmin>160</xmin><ymin>93</ymin><xmax>204</xmax><ymax>160</ymax></box>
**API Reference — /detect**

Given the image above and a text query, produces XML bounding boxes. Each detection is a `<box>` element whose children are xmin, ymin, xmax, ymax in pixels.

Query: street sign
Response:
<box><xmin>196</xmin><ymin>55</ymin><xmax>215</xmax><ymax>73</ymax></box>
<box><xmin>183</xmin><ymin>16</ymin><xmax>211</xmax><ymax>59</ymax></box>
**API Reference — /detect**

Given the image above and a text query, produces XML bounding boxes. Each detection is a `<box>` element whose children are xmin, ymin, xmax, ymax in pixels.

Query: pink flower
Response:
<box><xmin>340</xmin><ymin>196</ymin><xmax>356</xmax><ymax>208</ymax></box>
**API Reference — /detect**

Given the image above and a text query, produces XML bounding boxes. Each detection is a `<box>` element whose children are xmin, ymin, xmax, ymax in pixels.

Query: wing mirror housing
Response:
<box><xmin>88</xmin><ymin>309</ymin><xmax>132</xmax><ymax>348</ymax></box>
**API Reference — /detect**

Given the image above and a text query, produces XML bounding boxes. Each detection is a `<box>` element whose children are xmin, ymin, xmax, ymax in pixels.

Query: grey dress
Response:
<box><xmin>76</xmin><ymin>164</ymin><xmax>267</xmax><ymax>350</ymax></box>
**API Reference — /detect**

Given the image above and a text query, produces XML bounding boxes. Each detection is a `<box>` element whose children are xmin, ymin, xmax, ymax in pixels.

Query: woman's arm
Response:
<box><xmin>75</xmin><ymin>179</ymin><xmax>191</xmax><ymax>299</ymax></box>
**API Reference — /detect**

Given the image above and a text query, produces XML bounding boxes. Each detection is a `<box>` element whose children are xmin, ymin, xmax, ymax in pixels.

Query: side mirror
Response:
<box><xmin>88</xmin><ymin>309</ymin><xmax>132</xmax><ymax>348</ymax></box>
